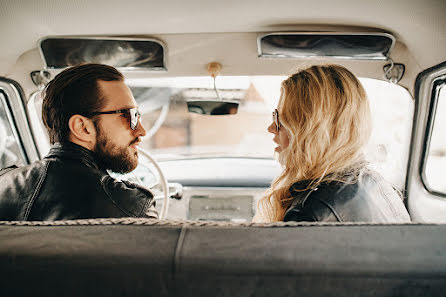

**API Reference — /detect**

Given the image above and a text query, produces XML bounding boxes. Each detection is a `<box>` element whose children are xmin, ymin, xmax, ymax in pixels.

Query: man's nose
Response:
<box><xmin>135</xmin><ymin>120</ymin><xmax>147</xmax><ymax>137</ymax></box>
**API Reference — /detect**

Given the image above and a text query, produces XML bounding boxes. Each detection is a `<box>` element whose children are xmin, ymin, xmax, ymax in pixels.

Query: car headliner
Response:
<box><xmin>0</xmin><ymin>0</ymin><xmax>445</xmax><ymax>98</ymax></box>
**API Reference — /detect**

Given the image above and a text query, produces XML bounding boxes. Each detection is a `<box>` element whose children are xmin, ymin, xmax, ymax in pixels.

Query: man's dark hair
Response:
<box><xmin>42</xmin><ymin>63</ymin><xmax>124</xmax><ymax>144</ymax></box>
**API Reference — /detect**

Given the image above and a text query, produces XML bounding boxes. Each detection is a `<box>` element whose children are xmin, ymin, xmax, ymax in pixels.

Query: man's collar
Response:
<box><xmin>45</xmin><ymin>142</ymin><xmax>102</xmax><ymax>171</ymax></box>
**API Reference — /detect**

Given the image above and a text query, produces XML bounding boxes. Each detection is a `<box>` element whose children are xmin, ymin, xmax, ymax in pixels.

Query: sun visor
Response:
<box><xmin>258</xmin><ymin>32</ymin><xmax>395</xmax><ymax>60</ymax></box>
<box><xmin>39</xmin><ymin>37</ymin><xmax>166</xmax><ymax>70</ymax></box>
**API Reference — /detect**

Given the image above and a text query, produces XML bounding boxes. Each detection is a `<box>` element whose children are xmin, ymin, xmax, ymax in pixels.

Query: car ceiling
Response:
<box><xmin>0</xmin><ymin>0</ymin><xmax>445</xmax><ymax>97</ymax></box>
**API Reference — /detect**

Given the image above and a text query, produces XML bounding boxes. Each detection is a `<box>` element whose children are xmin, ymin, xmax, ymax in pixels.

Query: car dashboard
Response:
<box><xmin>123</xmin><ymin>157</ymin><xmax>282</xmax><ymax>221</ymax></box>
<box><xmin>160</xmin><ymin>186</ymin><xmax>266</xmax><ymax>221</ymax></box>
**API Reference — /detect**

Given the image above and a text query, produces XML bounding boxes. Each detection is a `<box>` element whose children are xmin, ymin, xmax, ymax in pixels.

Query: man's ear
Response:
<box><xmin>68</xmin><ymin>114</ymin><xmax>96</xmax><ymax>144</ymax></box>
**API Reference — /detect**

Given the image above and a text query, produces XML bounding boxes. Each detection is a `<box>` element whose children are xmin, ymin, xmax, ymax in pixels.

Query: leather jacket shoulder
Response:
<box><xmin>283</xmin><ymin>170</ymin><xmax>411</xmax><ymax>223</ymax></box>
<box><xmin>0</xmin><ymin>142</ymin><xmax>158</xmax><ymax>221</ymax></box>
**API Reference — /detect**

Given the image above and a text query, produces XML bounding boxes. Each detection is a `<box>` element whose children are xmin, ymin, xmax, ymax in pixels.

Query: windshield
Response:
<box><xmin>127</xmin><ymin>76</ymin><xmax>283</xmax><ymax>160</ymax></box>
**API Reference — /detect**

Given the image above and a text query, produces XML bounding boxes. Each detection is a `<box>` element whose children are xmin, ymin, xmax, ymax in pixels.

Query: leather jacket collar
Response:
<box><xmin>45</xmin><ymin>142</ymin><xmax>102</xmax><ymax>171</ymax></box>
<box><xmin>290</xmin><ymin>180</ymin><xmax>314</xmax><ymax>193</ymax></box>
<box><xmin>288</xmin><ymin>180</ymin><xmax>319</xmax><ymax>209</ymax></box>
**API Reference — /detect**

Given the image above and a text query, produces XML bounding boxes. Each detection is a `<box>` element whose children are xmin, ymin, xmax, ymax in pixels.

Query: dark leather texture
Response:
<box><xmin>0</xmin><ymin>223</ymin><xmax>445</xmax><ymax>297</ymax></box>
<box><xmin>0</xmin><ymin>142</ymin><xmax>157</xmax><ymax>220</ymax></box>
<box><xmin>284</xmin><ymin>172</ymin><xmax>411</xmax><ymax>223</ymax></box>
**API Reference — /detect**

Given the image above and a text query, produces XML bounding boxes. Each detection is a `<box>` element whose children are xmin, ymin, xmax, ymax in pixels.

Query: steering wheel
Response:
<box><xmin>137</xmin><ymin>147</ymin><xmax>169</xmax><ymax>219</ymax></box>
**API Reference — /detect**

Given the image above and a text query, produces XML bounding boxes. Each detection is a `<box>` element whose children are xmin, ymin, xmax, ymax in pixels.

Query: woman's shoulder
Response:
<box><xmin>285</xmin><ymin>169</ymin><xmax>410</xmax><ymax>223</ymax></box>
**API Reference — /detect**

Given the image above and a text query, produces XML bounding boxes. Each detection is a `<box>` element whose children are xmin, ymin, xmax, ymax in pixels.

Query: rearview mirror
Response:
<box><xmin>187</xmin><ymin>100</ymin><xmax>239</xmax><ymax>115</ymax></box>
<box><xmin>187</xmin><ymin>62</ymin><xmax>239</xmax><ymax>115</ymax></box>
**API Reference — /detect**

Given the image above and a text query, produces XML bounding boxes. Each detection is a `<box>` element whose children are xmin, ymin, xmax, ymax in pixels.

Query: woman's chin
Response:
<box><xmin>274</xmin><ymin>150</ymin><xmax>286</xmax><ymax>167</ymax></box>
<box><xmin>274</xmin><ymin>146</ymin><xmax>282</xmax><ymax>153</ymax></box>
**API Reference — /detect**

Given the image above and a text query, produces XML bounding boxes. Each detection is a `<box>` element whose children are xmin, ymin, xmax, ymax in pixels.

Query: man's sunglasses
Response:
<box><xmin>86</xmin><ymin>107</ymin><xmax>141</xmax><ymax>130</ymax></box>
<box><xmin>272</xmin><ymin>108</ymin><xmax>281</xmax><ymax>132</ymax></box>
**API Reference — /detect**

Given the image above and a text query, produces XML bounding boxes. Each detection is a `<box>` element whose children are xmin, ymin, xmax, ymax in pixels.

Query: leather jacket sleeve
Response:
<box><xmin>101</xmin><ymin>176</ymin><xmax>158</xmax><ymax>219</ymax></box>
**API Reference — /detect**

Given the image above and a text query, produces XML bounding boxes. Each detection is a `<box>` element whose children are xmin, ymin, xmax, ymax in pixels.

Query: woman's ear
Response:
<box><xmin>68</xmin><ymin>114</ymin><xmax>97</xmax><ymax>145</ymax></box>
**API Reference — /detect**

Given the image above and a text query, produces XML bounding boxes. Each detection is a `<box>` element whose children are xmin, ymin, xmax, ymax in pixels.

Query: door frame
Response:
<box><xmin>406</xmin><ymin>61</ymin><xmax>446</xmax><ymax>222</ymax></box>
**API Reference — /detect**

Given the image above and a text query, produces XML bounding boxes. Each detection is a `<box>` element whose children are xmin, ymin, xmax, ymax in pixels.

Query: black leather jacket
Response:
<box><xmin>0</xmin><ymin>142</ymin><xmax>158</xmax><ymax>221</ymax></box>
<box><xmin>284</xmin><ymin>171</ymin><xmax>411</xmax><ymax>223</ymax></box>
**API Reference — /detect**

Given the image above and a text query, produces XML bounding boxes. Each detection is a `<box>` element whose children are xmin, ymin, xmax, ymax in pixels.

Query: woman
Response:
<box><xmin>255</xmin><ymin>65</ymin><xmax>410</xmax><ymax>223</ymax></box>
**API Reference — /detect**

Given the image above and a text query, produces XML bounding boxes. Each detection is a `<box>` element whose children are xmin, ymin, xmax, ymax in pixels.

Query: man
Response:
<box><xmin>0</xmin><ymin>63</ymin><xmax>158</xmax><ymax>220</ymax></box>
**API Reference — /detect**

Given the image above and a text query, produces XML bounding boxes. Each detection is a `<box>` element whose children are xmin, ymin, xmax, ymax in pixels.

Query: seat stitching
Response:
<box><xmin>174</xmin><ymin>225</ymin><xmax>187</xmax><ymax>276</ymax></box>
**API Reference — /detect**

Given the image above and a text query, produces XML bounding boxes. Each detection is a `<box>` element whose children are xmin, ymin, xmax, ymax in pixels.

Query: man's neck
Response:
<box><xmin>67</xmin><ymin>136</ymin><xmax>95</xmax><ymax>151</ymax></box>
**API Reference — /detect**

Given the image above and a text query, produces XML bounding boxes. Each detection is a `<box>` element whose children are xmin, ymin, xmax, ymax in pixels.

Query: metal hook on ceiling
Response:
<box><xmin>30</xmin><ymin>70</ymin><xmax>51</xmax><ymax>90</ymax></box>
<box><xmin>383</xmin><ymin>58</ymin><xmax>405</xmax><ymax>84</ymax></box>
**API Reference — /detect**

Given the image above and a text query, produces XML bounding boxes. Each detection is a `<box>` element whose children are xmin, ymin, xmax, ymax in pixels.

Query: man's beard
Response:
<box><xmin>93</xmin><ymin>125</ymin><xmax>139</xmax><ymax>174</ymax></box>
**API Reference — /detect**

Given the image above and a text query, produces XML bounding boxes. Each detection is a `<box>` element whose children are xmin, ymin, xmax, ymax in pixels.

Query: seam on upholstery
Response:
<box><xmin>101</xmin><ymin>176</ymin><xmax>133</xmax><ymax>217</ymax></box>
<box><xmin>24</xmin><ymin>162</ymin><xmax>49</xmax><ymax>220</ymax></box>
<box><xmin>173</xmin><ymin>225</ymin><xmax>187</xmax><ymax>277</ymax></box>
<box><xmin>313</xmin><ymin>196</ymin><xmax>343</xmax><ymax>222</ymax></box>
<box><xmin>0</xmin><ymin>218</ymin><xmax>431</xmax><ymax>226</ymax></box>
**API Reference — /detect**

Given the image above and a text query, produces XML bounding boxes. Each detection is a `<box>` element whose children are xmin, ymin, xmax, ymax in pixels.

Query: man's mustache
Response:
<box><xmin>129</xmin><ymin>138</ymin><xmax>140</xmax><ymax>146</ymax></box>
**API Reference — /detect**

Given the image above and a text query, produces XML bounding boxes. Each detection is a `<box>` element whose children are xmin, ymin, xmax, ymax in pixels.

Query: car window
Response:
<box><xmin>27</xmin><ymin>91</ymin><xmax>49</xmax><ymax>158</ymax></box>
<box><xmin>361</xmin><ymin>78</ymin><xmax>414</xmax><ymax>189</ymax></box>
<box><xmin>0</xmin><ymin>92</ymin><xmax>26</xmax><ymax>168</ymax></box>
<box><xmin>424</xmin><ymin>82</ymin><xmax>446</xmax><ymax>195</ymax></box>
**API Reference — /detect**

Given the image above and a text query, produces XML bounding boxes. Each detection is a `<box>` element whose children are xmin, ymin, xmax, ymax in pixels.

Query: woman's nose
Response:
<box><xmin>267</xmin><ymin>122</ymin><xmax>277</xmax><ymax>134</ymax></box>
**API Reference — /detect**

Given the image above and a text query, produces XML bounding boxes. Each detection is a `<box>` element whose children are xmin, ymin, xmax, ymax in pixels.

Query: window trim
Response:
<box><xmin>0</xmin><ymin>78</ymin><xmax>39</xmax><ymax>164</ymax></box>
<box><xmin>0</xmin><ymin>90</ymin><xmax>28</xmax><ymax>164</ymax></box>
<box><xmin>420</xmin><ymin>77</ymin><xmax>446</xmax><ymax>198</ymax></box>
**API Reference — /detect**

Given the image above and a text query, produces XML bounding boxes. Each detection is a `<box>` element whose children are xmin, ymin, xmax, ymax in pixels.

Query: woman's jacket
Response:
<box><xmin>284</xmin><ymin>171</ymin><xmax>411</xmax><ymax>222</ymax></box>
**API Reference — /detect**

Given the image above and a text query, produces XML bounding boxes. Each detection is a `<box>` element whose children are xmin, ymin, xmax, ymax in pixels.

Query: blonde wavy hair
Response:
<box><xmin>255</xmin><ymin>64</ymin><xmax>372</xmax><ymax>222</ymax></box>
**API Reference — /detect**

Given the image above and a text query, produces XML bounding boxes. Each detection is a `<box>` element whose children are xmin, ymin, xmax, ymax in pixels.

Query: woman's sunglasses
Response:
<box><xmin>272</xmin><ymin>108</ymin><xmax>281</xmax><ymax>132</ymax></box>
<box><xmin>86</xmin><ymin>107</ymin><xmax>141</xmax><ymax>130</ymax></box>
